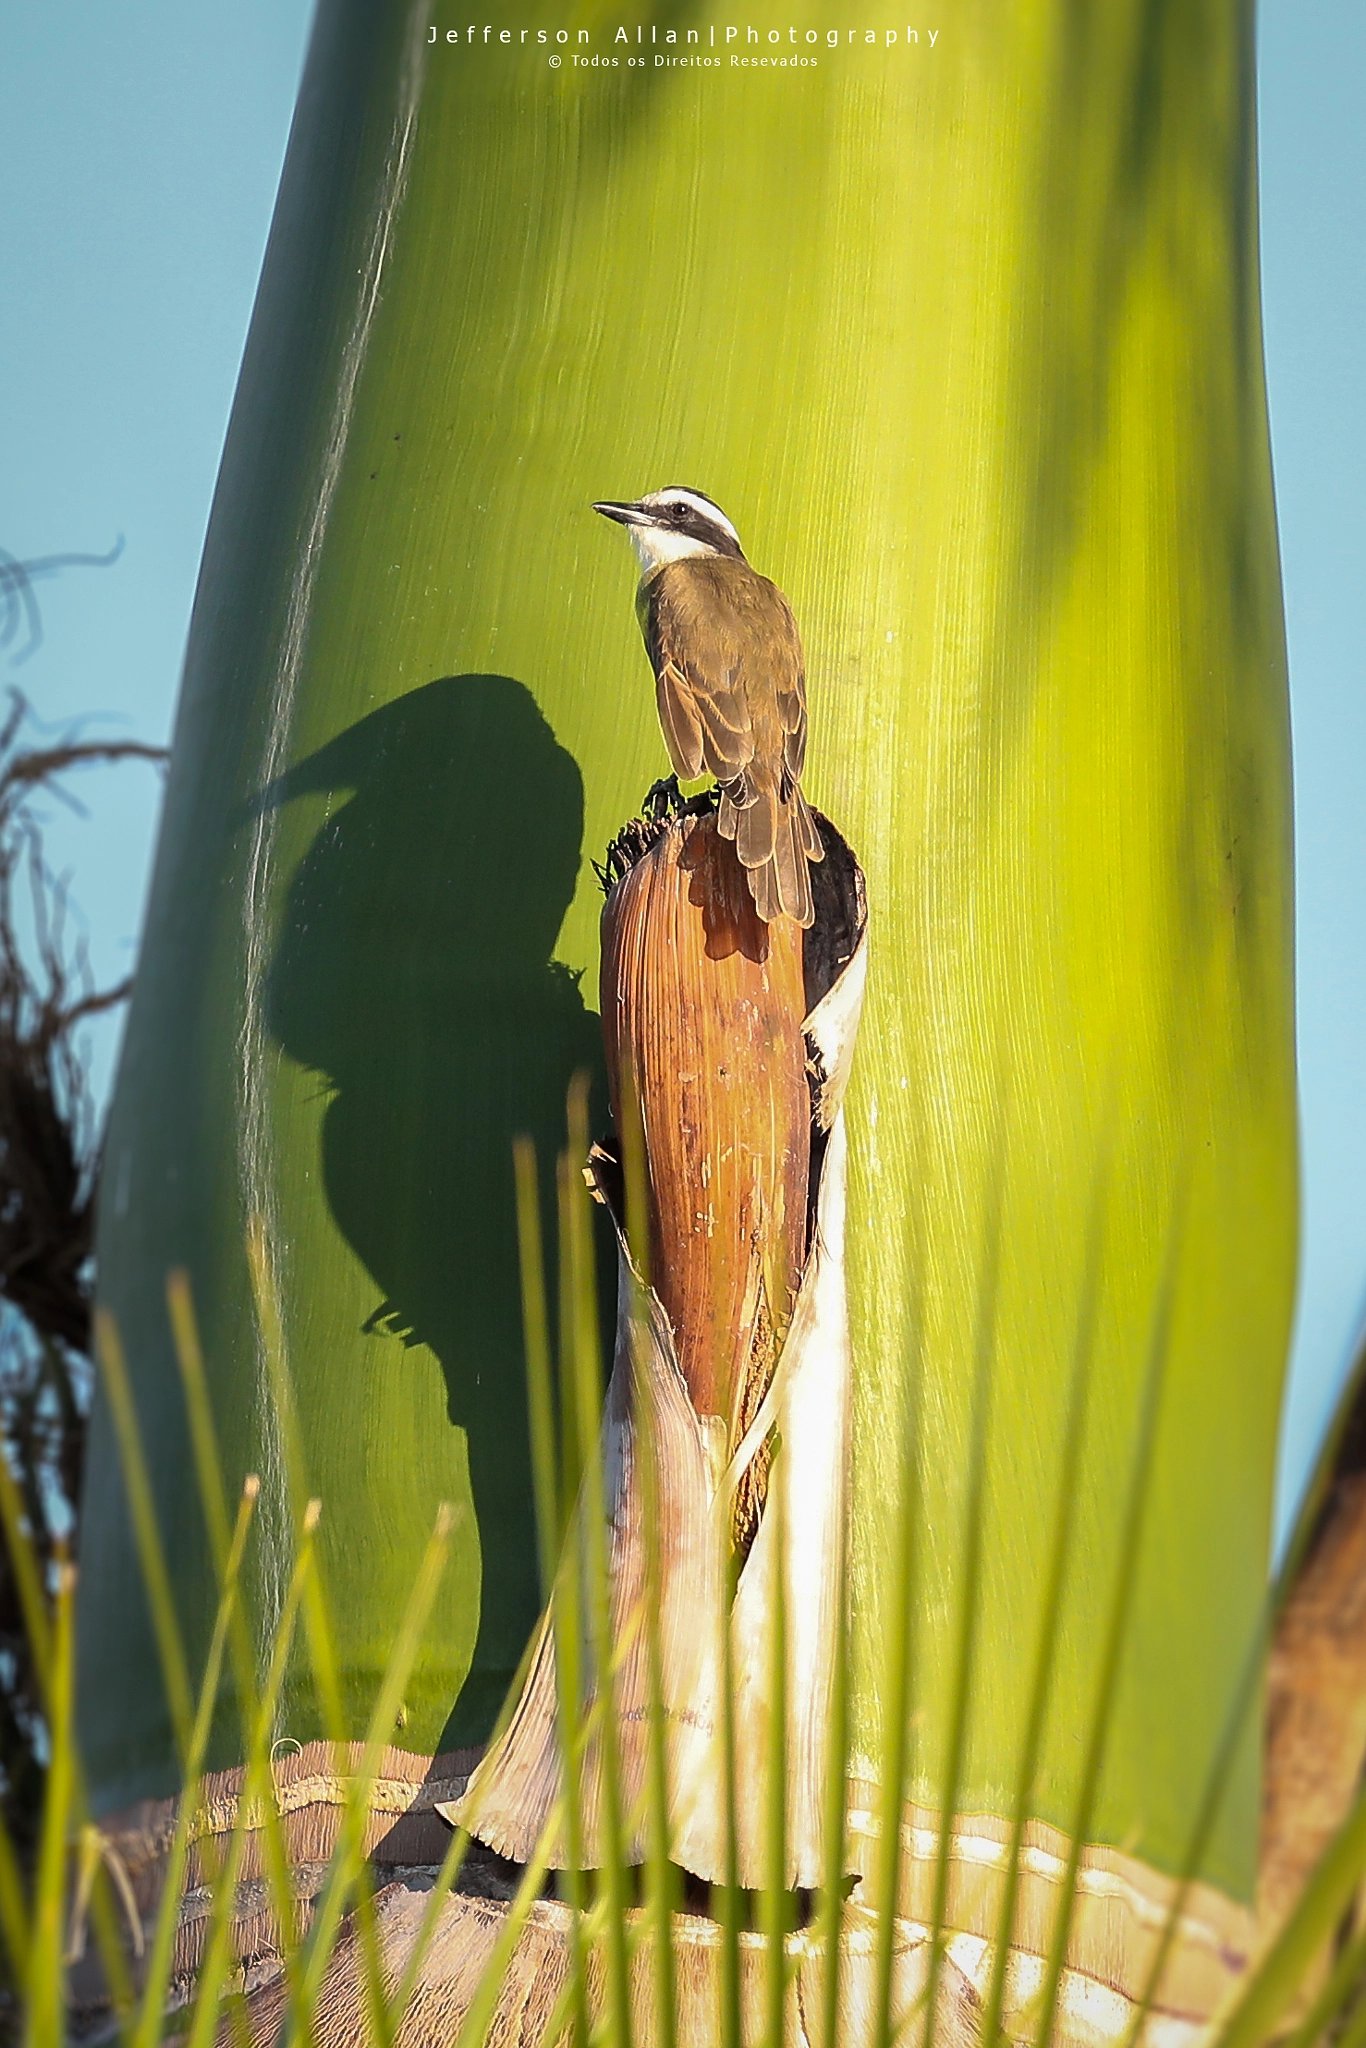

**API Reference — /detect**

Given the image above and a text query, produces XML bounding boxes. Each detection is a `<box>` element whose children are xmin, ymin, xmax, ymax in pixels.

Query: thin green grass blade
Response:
<box><xmin>1212</xmin><ymin>1777</ymin><xmax>1366</xmax><ymax>2048</ymax></box>
<box><xmin>131</xmin><ymin>1478</ymin><xmax>258</xmax><ymax>2048</ymax></box>
<box><xmin>0</xmin><ymin>1442</ymin><xmax>40</xmax><ymax>1976</ymax></box>
<box><xmin>95</xmin><ymin>1311</ymin><xmax>196</xmax><ymax>1762</ymax></box>
<box><xmin>1029</xmin><ymin>1209</ymin><xmax>1183</xmax><ymax>2048</ymax></box>
<box><xmin>1277</xmin><ymin>1917</ymin><xmax>1366</xmax><ymax>2048</ymax></box>
<box><xmin>616</xmin><ymin>1070</ymin><xmax>678</xmax><ymax>2048</ymax></box>
<box><xmin>449</xmin><ymin>1643</ymin><xmax>662</xmax><ymax>2048</ymax></box>
<box><xmin>78</xmin><ymin>1861</ymin><xmax>140</xmax><ymax>2045</ymax></box>
<box><xmin>0</xmin><ymin>1458</ymin><xmax>137</xmax><ymax>2029</ymax></box>
<box><xmin>64</xmin><ymin>1813</ymin><xmax>140</xmax><ymax>2035</ymax></box>
<box><xmin>716</xmin><ymin>1479</ymin><xmax>742</xmax><ymax>2048</ymax></box>
<box><xmin>978</xmin><ymin>1161</ymin><xmax>1107</xmax><ymax>2048</ymax></box>
<box><xmin>168</xmin><ymin>1266</ymin><xmax>323</xmax><ymax>2044</ymax></box>
<box><xmin>873</xmin><ymin>1227</ymin><xmax>926</xmax><ymax>2048</ymax></box>
<box><xmin>637</xmin><ymin>1418</ymin><xmax>677</xmax><ymax>2048</ymax></box>
<box><xmin>450</xmin><ymin>1801</ymin><xmax>561</xmax><ymax>2048</ymax></box>
<box><xmin>515</xmin><ymin>1136</ymin><xmax>562</xmax><ymax>1605</ymax></box>
<box><xmin>0</xmin><ymin>1442</ymin><xmax>52</xmax><ymax>1697</ymax></box>
<box><xmin>390</xmin><ymin>1125</ymin><xmax>564</xmax><ymax>2047</ymax></box>
<box><xmin>565</xmin><ymin>1072</ymin><xmax>632</xmax><ymax>2048</ymax></box>
<box><xmin>1118</xmin><ymin>1583</ymin><xmax>1279</xmax><ymax>2048</ymax></box>
<box><xmin>762</xmin><ymin>1445</ymin><xmax>789</xmax><ymax>2048</ymax></box>
<box><xmin>242</xmin><ymin>1219</ymin><xmax>333</xmax><ymax>2048</ymax></box>
<box><xmin>555</xmin><ymin>1151</ymin><xmax>591</xmax><ymax>2048</ymax></box>
<box><xmin>385</xmin><ymin>1820</ymin><xmax>475</xmax><ymax>2032</ymax></box>
<box><xmin>387</xmin><ymin>1497</ymin><xmax>572</xmax><ymax>2032</ymax></box>
<box><xmin>182</xmin><ymin>1822</ymin><xmax>255</xmax><ymax>2048</ymax></box>
<box><xmin>183</xmin><ymin>1504</ymin><xmax>322</xmax><ymax>2048</ymax></box>
<box><xmin>533</xmin><ymin>1892</ymin><xmax>619</xmax><ymax>2048</ymax></box>
<box><xmin>209</xmin><ymin>1501</ymin><xmax>322</xmax><ymax>2048</ymax></box>
<box><xmin>125</xmin><ymin>1270</ymin><xmax>297</xmax><ymax>2045</ymax></box>
<box><xmin>922</xmin><ymin>1152</ymin><xmax>1006</xmax><ymax>2048</ymax></box>
<box><xmin>0</xmin><ymin>1813</ymin><xmax>29</xmax><ymax>1989</ymax></box>
<box><xmin>23</xmin><ymin>1560</ymin><xmax>74</xmax><ymax>2048</ymax></box>
<box><xmin>295</xmin><ymin>1572</ymin><xmax>391</xmax><ymax>2048</ymax></box>
<box><xmin>703</xmin><ymin>1016</ymin><xmax>745</xmax><ymax>2048</ymax></box>
<box><xmin>484</xmin><ymin>1859</ymin><xmax>656</xmax><ymax>2048</ymax></box>
<box><xmin>92</xmin><ymin>1307</ymin><xmax>237</xmax><ymax>2032</ymax></box>
<box><xmin>36</xmin><ymin>1339</ymin><xmax>83</xmax><ymax>1471</ymax></box>
<box><xmin>558</xmin><ymin>1163</ymin><xmax>585</xmax><ymax>1586</ymax></box>
<box><xmin>295</xmin><ymin>1504</ymin><xmax>456</xmax><ymax>2035</ymax></box>
<box><xmin>244</xmin><ymin>1213</ymin><xmax>310</xmax><ymax>1531</ymax></box>
<box><xmin>166</xmin><ymin>1270</ymin><xmax>235</xmax><ymax>1576</ymax></box>
<box><xmin>1160</xmin><ymin>1346</ymin><xmax>1366</xmax><ymax>2048</ymax></box>
<box><xmin>818</xmin><ymin>1457</ymin><xmax>851</xmax><ymax>2048</ymax></box>
<box><xmin>246</xmin><ymin>1218</ymin><xmax>395</xmax><ymax>2048</ymax></box>
<box><xmin>617</xmin><ymin>1065</ymin><xmax>649</xmax><ymax>1293</ymax></box>
<box><xmin>168</xmin><ymin>1266</ymin><xmax>266</xmax><ymax>1742</ymax></box>
<box><xmin>1274</xmin><ymin>1332</ymin><xmax>1366</xmax><ymax>1621</ymax></box>
<box><xmin>637</xmin><ymin>1385</ymin><xmax>678</xmax><ymax>2048</ymax></box>
<box><xmin>1314</xmin><ymin>1946</ymin><xmax>1366</xmax><ymax>2048</ymax></box>
<box><xmin>384</xmin><ymin>1607</ymin><xmax>564</xmax><ymax>2032</ymax></box>
<box><xmin>166</xmin><ymin>1261</ymin><xmax>289</xmax><ymax>2033</ymax></box>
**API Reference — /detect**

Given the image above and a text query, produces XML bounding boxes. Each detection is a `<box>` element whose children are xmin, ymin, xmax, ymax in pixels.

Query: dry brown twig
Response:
<box><xmin>0</xmin><ymin>682</ymin><xmax>165</xmax><ymax>1869</ymax></box>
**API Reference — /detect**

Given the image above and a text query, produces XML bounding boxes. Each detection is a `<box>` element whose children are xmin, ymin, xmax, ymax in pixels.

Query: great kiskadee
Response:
<box><xmin>593</xmin><ymin>487</ymin><xmax>823</xmax><ymax>928</ymax></box>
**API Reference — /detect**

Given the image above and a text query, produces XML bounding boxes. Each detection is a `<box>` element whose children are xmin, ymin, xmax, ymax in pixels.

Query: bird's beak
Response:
<box><xmin>593</xmin><ymin>500</ymin><xmax>647</xmax><ymax>526</ymax></box>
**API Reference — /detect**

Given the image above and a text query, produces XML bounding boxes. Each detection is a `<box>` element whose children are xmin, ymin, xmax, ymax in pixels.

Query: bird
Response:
<box><xmin>593</xmin><ymin>487</ymin><xmax>823</xmax><ymax>927</ymax></box>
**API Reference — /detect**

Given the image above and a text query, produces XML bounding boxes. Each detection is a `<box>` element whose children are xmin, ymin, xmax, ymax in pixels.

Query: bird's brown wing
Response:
<box><xmin>652</xmin><ymin>654</ymin><xmax>706</xmax><ymax>780</ymax></box>
<box><xmin>773</xmin><ymin>615</ymin><xmax>808</xmax><ymax>787</ymax></box>
<box><xmin>641</xmin><ymin>559</ymin><xmax>805</xmax><ymax>790</ymax></box>
<box><xmin>642</xmin><ymin>560</ymin><xmax>817</xmax><ymax>925</ymax></box>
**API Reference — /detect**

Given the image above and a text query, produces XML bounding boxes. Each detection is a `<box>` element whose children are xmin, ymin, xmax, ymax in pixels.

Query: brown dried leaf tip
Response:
<box><xmin>601</xmin><ymin>809</ymin><xmax>811</xmax><ymax>1554</ymax></box>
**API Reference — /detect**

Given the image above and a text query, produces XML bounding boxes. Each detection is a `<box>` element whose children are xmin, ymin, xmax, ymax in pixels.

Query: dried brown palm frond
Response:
<box><xmin>0</xmin><ymin>690</ymin><xmax>166</xmax><ymax>1354</ymax></box>
<box><xmin>0</xmin><ymin>688</ymin><xmax>164</xmax><ymax>1872</ymax></box>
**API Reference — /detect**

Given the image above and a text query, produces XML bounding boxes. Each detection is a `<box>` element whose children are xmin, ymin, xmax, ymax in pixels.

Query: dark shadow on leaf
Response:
<box><xmin>257</xmin><ymin>674</ymin><xmax>607</xmax><ymax>1743</ymax></box>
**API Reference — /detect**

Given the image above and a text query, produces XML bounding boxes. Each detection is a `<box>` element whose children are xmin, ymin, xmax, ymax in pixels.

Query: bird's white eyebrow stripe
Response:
<box><xmin>647</xmin><ymin>488</ymin><xmax>741</xmax><ymax>543</ymax></box>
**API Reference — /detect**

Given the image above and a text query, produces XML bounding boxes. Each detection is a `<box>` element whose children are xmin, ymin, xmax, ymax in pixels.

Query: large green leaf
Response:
<box><xmin>79</xmin><ymin>0</ymin><xmax>1293</xmax><ymax>1921</ymax></box>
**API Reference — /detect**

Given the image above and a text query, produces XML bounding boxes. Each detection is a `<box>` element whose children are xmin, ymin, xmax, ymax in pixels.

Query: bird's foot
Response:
<box><xmin>643</xmin><ymin>773</ymin><xmax>683</xmax><ymax>822</ymax></box>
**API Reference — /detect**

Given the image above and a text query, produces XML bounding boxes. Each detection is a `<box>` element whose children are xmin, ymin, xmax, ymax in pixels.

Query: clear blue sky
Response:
<box><xmin>0</xmin><ymin>3</ymin><xmax>1361</xmax><ymax>1544</ymax></box>
<box><xmin>1259</xmin><ymin>3</ymin><xmax>1366</xmax><ymax>1532</ymax></box>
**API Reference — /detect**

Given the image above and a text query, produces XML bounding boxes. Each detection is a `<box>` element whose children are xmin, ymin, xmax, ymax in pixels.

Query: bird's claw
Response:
<box><xmin>643</xmin><ymin>774</ymin><xmax>683</xmax><ymax>822</ymax></box>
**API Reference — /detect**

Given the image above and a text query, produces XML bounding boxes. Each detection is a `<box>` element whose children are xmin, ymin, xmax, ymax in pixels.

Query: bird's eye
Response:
<box><xmin>671</xmin><ymin>502</ymin><xmax>688</xmax><ymax>518</ymax></box>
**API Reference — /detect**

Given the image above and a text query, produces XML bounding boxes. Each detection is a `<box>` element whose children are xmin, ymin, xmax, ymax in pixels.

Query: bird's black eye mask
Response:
<box><xmin>663</xmin><ymin>502</ymin><xmax>745</xmax><ymax>558</ymax></box>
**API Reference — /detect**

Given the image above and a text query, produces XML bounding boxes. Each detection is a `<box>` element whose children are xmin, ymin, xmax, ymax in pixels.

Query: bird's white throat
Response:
<box><xmin>628</xmin><ymin>525</ymin><xmax>722</xmax><ymax>573</ymax></box>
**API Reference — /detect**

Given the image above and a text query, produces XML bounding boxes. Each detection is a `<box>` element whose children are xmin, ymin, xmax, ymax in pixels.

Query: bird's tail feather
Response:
<box><xmin>750</xmin><ymin>801</ymin><xmax>814</xmax><ymax>928</ymax></box>
<box><xmin>794</xmin><ymin>785</ymin><xmax>824</xmax><ymax>862</ymax></box>
<box><xmin>720</xmin><ymin>781</ymin><xmax>821</xmax><ymax>928</ymax></box>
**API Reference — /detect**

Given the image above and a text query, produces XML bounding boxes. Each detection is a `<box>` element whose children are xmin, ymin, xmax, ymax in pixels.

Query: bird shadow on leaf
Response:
<box><xmin>258</xmin><ymin>673</ymin><xmax>609</xmax><ymax>1744</ymax></box>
